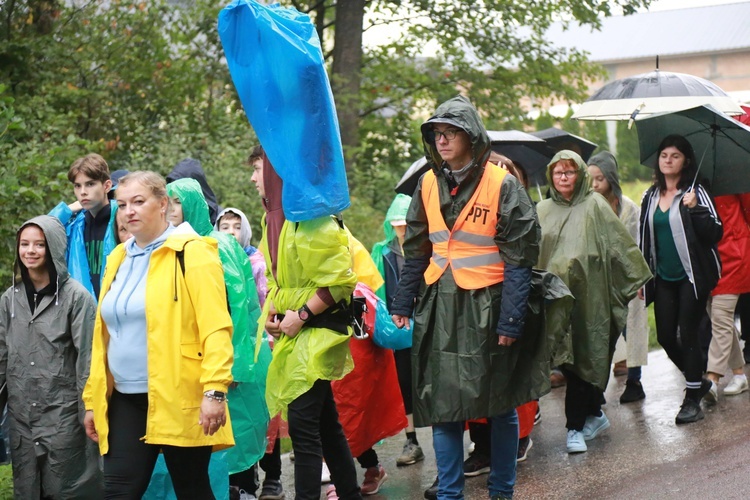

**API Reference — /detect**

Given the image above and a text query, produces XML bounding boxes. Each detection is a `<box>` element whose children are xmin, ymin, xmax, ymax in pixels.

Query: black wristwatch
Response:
<box><xmin>204</xmin><ymin>390</ymin><xmax>226</xmax><ymax>402</ymax></box>
<box><xmin>297</xmin><ymin>303</ymin><xmax>314</xmax><ymax>322</ymax></box>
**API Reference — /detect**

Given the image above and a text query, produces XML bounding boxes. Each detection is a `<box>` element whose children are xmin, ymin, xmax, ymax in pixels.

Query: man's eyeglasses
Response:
<box><xmin>430</xmin><ymin>128</ymin><xmax>462</xmax><ymax>142</ymax></box>
<box><xmin>552</xmin><ymin>170</ymin><xmax>578</xmax><ymax>179</ymax></box>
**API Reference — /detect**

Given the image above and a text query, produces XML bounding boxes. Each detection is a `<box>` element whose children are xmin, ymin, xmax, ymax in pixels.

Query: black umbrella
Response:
<box><xmin>531</xmin><ymin>128</ymin><xmax>597</xmax><ymax>161</ymax></box>
<box><xmin>635</xmin><ymin>104</ymin><xmax>750</xmax><ymax>196</ymax></box>
<box><xmin>394</xmin><ymin>131</ymin><xmax>548</xmax><ymax>195</ymax></box>
<box><xmin>573</xmin><ymin>70</ymin><xmax>744</xmax><ymax>122</ymax></box>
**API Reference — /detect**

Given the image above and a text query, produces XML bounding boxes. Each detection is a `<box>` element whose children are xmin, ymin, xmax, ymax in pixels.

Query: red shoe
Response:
<box><xmin>361</xmin><ymin>464</ymin><xmax>388</xmax><ymax>495</ymax></box>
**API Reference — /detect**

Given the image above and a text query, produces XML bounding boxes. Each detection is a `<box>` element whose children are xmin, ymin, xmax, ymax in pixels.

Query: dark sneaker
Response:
<box><xmin>463</xmin><ymin>453</ymin><xmax>491</xmax><ymax>477</ymax></box>
<box><xmin>259</xmin><ymin>479</ymin><xmax>285</xmax><ymax>500</ymax></box>
<box><xmin>620</xmin><ymin>379</ymin><xmax>646</xmax><ymax>403</ymax></box>
<box><xmin>517</xmin><ymin>436</ymin><xmax>533</xmax><ymax>462</ymax></box>
<box><xmin>675</xmin><ymin>397</ymin><xmax>704</xmax><ymax>424</ymax></box>
<box><xmin>424</xmin><ymin>476</ymin><xmax>438</xmax><ymax>500</ymax></box>
<box><xmin>396</xmin><ymin>439</ymin><xmax>424</xmax><ymax>466</ymax></box>
<box><xmin>361</xmin><ymin>464</ymin><xmax>387</xmax><ymax>496</ymax></box>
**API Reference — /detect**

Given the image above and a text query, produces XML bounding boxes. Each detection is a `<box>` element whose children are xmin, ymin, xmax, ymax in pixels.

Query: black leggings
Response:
<box><xmin>654</xmin><ymin>277</ymin><xmax>708</xmax><ymax>385</ymax></box>
<box><xmin>103</xmin><ymin>390</ymin><xmax>214</xmax><ymax>499</ymax></box>
<box><xmin>287</xmin><ymin>379</ymin><xmax>361</xmax><ymax>500</ymax></box>
<box><xmin>562</xmin><ymin>368</ymin><xmax>603</xmax><ymax>431</ymax></box>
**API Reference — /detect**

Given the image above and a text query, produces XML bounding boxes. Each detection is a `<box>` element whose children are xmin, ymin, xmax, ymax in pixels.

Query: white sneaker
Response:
<box><xmin>703</xmin><ymin>380</ymin><xmax>718</xmax><ymax>404</ymax></box>
<box><xmin>321</xmin><ymin>461</ymin><xmax>331</xmax><ymax>484</ymax></box>
<box><xmin>724</xmin><ymin>374</ymin><xmax>749</xmax><ymax>396</ymax></box>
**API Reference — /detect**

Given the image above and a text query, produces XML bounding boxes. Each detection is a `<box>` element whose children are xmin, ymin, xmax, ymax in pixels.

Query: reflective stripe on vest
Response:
<box><xmin>421</xmin><ymin>162</ymin><xmax>506</xmax><ymax>289</ymax></box>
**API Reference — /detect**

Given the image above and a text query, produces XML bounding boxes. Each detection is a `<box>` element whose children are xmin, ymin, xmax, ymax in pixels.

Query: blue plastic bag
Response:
<box><xmin>218</xmin><ymin>0</ymin><xmax>350</xmax><ymax>222</ymax></box>
<box><xmin>372</xmin><ymin>300</ymin><xmax>412</xmax><ymax>350</ymax></box>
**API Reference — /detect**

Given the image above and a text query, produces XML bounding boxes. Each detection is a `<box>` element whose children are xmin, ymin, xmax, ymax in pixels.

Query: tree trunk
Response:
<box><xmin>331</xmin><ymin>0</ymin><xmax>364</xmax><ymax>173</ymax></box>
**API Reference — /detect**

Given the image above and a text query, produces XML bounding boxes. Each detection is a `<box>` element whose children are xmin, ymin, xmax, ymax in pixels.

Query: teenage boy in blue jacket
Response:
<box><xmin>49</xmin><ymin>153</ymin><xmax>118</xmax><ymax>299</ymax></box>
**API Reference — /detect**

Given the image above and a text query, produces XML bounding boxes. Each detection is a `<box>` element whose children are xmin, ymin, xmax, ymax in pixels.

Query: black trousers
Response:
<box><xmin>563</xmin><ymin>369</ymin><xmax>603</xmax><ymax>431</ymax></box>
<box><xmin>103</xmin><ymin>390</ymin><xmax>214</xmax><ymax>499</ymax></box>
<box><xmin>394</xmin><ymin>347</ymin><xmax>413</xmax><ymax>415</ymax></box>
<box><xmin>468</xmin><ymin>421</ymin><xmax>491</xmax><ymax>458</ymax></box>
<box><xmin>259</xmin><ymin>437</ymin><xmax>282</xmax><ymax>481</ymax></box>
<box><xmin>287</xmin><ymin>379</ymin><xmax>361</xmax><ymax>500</ymax></box>
<box><xmin>654</xmin><ymin>277</ymin><xmax>708</xmax><ymax>386</ymax></box>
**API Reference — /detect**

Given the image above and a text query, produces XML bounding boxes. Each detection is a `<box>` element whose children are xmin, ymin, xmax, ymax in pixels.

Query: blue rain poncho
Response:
<box><xmin>218</xmin><ymin>0</ymin><xmax>350</xmax><ymax>222</ymax></box>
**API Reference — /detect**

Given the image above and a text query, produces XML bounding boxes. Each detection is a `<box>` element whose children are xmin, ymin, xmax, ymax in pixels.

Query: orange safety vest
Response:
<box><xmin>421</xmin><ymin>162</ymin><xmax>507</xmax><ymax>289</ymax></box>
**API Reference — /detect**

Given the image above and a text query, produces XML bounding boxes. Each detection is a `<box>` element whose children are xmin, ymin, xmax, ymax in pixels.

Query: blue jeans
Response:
<box><xmin>432</xmin><ymin>410</ymin><xmax>518</xmax><ymax>499</ymax></box>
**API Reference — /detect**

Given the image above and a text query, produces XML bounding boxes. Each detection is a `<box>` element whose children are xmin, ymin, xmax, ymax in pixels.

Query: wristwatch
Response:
<box><xmin>297</xmin><ymin>303</ymin><xmax>314</xmax><ymax>322</ymax></box>
<box><xmin>204</xmin><ymin>390</ymin><xmax>227</xmax><ymax>402</ymax></box>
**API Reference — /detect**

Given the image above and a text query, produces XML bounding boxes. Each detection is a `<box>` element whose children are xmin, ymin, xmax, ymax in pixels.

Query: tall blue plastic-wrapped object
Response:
<box><xmin>218</xmin><ymin>0</ymin><xmax>350</xmax><ymax>222</ymax></box>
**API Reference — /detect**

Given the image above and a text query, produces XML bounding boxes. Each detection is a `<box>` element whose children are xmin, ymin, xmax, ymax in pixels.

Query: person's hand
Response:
<box><xmin>68</xmin><ymin>201</ymin><xmax>83</xmax><ymax>213</ymax></box>
<box><xmin>84</xmin><ymin>410</ymin><xmax>99</xmax><ymax>443</ymax></box>
<box><xmin>392</xmin><ymin>314</ymin><xmax>410</xmax><ymax>330</ymax></box>
<box><xmin>199</xmin><ymin>397</ymin><xmax>227</xmax><ymax>436</ymax></box>
<box><xmin>637</xmin><ymin>288</ymin><xmax>644</xmax><ymax>301</ymax></box>
<box><xmin>498</xmin><ymin>335</ymin><xmax>517</xmax><ymax>347</ymax></box>
<box><xmin>265</xmin><ymin>303</ymin><xmax>282</xmax><ymax>339</ymax></box>
<box><xmin>683</xmin><ymin>189</ymin><xmax>697</xmax><ymax>208</ymax></box>
<box><xmin>279</xmin><ymin>309</ymin><xmax>304</xmax><ymax>339</ymax></box>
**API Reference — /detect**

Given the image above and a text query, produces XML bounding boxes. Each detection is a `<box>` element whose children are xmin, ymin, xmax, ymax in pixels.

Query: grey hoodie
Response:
<box><xmin>588</xmin><ymin>151</ymin><xmax>623</xmax><ymax>214</ymax></box>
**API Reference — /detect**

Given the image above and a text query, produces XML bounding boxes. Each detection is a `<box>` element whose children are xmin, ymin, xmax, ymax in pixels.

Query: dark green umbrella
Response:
<box><xmin>635</xmin><ymin>104</ymin><xmax>750</xmax><ymax>196</ymax></box>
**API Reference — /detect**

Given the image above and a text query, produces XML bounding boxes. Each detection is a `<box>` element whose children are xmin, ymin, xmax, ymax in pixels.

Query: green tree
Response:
<box><xmin>616</xmin><ymin>121</ymin><xmax>651</xmax><ymax>181</ymax></box>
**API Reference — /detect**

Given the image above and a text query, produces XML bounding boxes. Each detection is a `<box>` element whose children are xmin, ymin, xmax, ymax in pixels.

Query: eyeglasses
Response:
<box><xmin>552</xmin><ymin>170</ymin><xmax>578</xmax><ymax>179</ymax></box>
<box><xmin>430</xmin><ymin>128</ymin><xmax>462</xmax><ymax>142</ymax></box>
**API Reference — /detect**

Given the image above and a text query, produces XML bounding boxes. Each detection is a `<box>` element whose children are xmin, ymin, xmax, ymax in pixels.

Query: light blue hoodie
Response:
<box><xmin>100</xmin><ymin>224</ymin><xmax>176</xmax><ymax>393</ymax></box>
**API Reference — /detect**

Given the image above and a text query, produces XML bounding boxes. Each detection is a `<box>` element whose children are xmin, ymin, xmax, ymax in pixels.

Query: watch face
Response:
<box><xmin>299</xmin><ymin>309</ymin><xmax>309</xmax><ymax>321</ymax></box>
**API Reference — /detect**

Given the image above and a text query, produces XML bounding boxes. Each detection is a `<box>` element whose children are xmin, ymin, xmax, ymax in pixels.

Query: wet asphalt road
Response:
<box><xmin>273</xmin><ymin>349</ymin><xmax>750</xmax><ymax>499</ymax></box>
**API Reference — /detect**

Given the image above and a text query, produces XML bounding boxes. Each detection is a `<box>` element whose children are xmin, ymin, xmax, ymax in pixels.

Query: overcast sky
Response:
<box><xmin>363</xmin><ymin>0</ymin><xmax>750</xmax><ymax>48</ymax></box>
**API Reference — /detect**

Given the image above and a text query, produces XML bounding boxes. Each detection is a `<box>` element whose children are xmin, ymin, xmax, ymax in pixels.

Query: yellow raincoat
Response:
<box><xmin>83</xmin><ymin>232</ymin><xmax>235</xmax><ymax>454</ymax></box>
<box><xmin>258</xmin><ymin>216</ymin><xmax>358</xmax><ymax>418</ymax></box>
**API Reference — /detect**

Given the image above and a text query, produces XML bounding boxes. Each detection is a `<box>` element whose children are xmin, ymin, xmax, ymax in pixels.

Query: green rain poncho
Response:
<box><xmin>167</xmin><ymin>178</ymin><xmax>271</xmax><ymax>473</ymax></box>
<box><xmin>394</xmin><ymin>96</ymin><xmax>573</xmax><ymax>425</ymax></box>
<box><xmin>371</xmin><ymin>194</ymin><xmax>411</xmax><ymax>302</ymax></box>
<box><xmin>257</xmin><ymin>215</ymin><xmax>358</xmax><ymax>419</ymax></box>
<box><xmin>536</xmin><ymin>151</ymin><xmax>652</xmax><ymax>390</ymax></box>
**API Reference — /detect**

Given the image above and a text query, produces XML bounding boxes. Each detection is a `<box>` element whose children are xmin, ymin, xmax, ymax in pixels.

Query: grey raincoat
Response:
<box><xmin>391</xmin><ymin>96</ymin><xmax>572</xmax><ymax>426</ymax></box>
<box><xmin>0</xmin><ymin>215</ymin><xmax>102</xmax><ymax>498</ymax></box>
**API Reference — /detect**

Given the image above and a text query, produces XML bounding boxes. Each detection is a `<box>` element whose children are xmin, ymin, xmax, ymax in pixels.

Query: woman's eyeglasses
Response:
<box><xmin>552</xmin><ymin>170</ymin><xmax>578</xmax><ymax>179</ymax></box>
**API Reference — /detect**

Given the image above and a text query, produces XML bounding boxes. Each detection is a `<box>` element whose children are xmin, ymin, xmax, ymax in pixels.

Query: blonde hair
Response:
<box><xmin>117</xmin><ymin>171</ymin><xmax>168</xmax><ymax>200</ymax></box>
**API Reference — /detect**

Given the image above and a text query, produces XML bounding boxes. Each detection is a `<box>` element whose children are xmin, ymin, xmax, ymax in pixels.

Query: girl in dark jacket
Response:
<box><xmin>639</xmin><ymin>134</ymin><xmax>723</xmax><ymax>425</ymax></box>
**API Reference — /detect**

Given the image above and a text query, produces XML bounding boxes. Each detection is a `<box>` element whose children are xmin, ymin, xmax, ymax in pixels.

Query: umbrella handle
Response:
<box><xmin>627</xmin><ymin>103</ymin><xmax>646</xmax><ymax>130</ymax></box>
<box><xmin>691</xmin><ymin>143</ymin><xmax>710</xmax><ymax>192</ymax></box>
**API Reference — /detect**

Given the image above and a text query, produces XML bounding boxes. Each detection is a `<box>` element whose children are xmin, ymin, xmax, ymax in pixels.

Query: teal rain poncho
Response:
<box><xmin>167</xmin><ymin>178</ymin><xmax>271</xmax><ymax>473</ymax></box>
<box><xmin>371</xmin><ymin>194</ymin><xmax>411</xmax><ymax>302</ymax></box>
<box><xmin>536</xmin><ymin>151</ymin><xmax>652</xmax><ymax>389</ymax></box>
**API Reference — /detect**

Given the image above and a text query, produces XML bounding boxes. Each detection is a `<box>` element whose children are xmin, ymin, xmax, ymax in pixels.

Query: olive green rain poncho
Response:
<box><xmin>391</xmin><ymin>96</ymin><xmax>573</xmax><ymax>425</ymax></box>
<box><xmin>536</xmin><ymin>151</ymin><xmax>652</xmax><ymax>389</ymax></box>
<box><xmin>0</xmin><ymin>215</ymin><xmax>102</xmax><ymax>498</ymax></box>
<box><xmin>167</xmin><ymin>178</ymin><xmax>271</xmax><ymax>473</ymax></box>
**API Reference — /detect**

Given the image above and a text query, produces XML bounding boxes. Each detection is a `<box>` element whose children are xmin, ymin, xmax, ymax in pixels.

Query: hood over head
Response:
<box><xmin>215</xmin><ymin>207</ymin><xmax>253</xmax><ymax>249</ymax></box>
<box><xmin>15</xmin><ymin>215</ymin><xmax>67</xmax><ymax>283</ymax></box>
<box><xmin>587</xmin><ymin>151</ymin><xmax>622</xmax><ymax>208</ymax></box>
<box><xmin>546</xmin><ymin>150</ymin><xmax>592</xmax><ymax>206</ymax></box>
<box><xmin>166</xmin><ymin>158</ymin><xmax>220</xmax><ymax>224</ymax></box>
<box><xmin>167</xmin><ymin>178</ymin><xmax>214</xmax><ymax>237</ymax></box>
<box><xmin>420</xmin><ymin>95</ymin><xmax>491</xmax><ymax>172</ymax></box>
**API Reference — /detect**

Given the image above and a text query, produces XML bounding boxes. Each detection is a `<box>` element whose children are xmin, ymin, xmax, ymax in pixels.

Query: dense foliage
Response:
<box><xmin>0</xmin><ymin>0</ymin><xmax>651</xmax><ymax>286</ymax></box>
